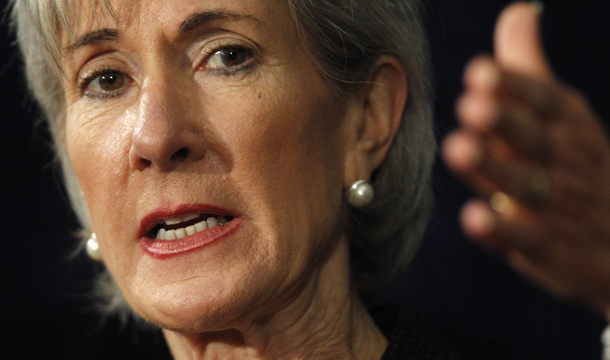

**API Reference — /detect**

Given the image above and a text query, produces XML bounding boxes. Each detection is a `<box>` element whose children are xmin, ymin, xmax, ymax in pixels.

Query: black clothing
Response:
<box><xmin>371</xmin><ymin>305</ymin><xmax>462</xmax><ymax>360</ymax></box>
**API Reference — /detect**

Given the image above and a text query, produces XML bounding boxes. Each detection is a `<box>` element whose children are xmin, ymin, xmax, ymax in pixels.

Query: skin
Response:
<box><xmin>444</xmin><ymin>2</ymin><xmax>610</xmax><ymax>320</ymax></box>
<box><xmin>62</xmin><ymin>0</ymin><xmax>405</xmax><ymax>358</ymax></box>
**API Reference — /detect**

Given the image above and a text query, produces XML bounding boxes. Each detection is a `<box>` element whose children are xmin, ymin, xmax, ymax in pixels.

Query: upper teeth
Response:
<box><xmin>157</xmin><ymin>215</ymin><xmax>229</xmax><ymax>240</ymax></box>
<box><xmin>164</xmin><ymin>214</ymin><xmax>199</xmax><ymax>226</ymax></box>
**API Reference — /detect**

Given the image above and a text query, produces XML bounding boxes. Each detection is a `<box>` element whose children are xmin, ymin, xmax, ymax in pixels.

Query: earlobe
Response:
<box><xmin>343</xmin><ymin>55</ymin><xmax>408</xmax><ymax>187</ymax></box>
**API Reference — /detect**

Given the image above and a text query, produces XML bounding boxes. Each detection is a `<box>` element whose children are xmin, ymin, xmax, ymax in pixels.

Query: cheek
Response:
<box><xmin>66</xmin><ymin>104</ymin><xmax>147</xmax><ymax>286</ymax></box>
<box><xmin>210</xmin><ymin>75</ymin><xmax>347</xmax><ymax>267</ymax></box>
<box><xmin>66</xmin><ymin>104</ymin><xmax>135</xmax><ymax>236</ymax></box>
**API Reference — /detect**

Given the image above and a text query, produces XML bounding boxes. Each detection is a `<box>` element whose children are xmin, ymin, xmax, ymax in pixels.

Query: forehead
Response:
<box><xmin>62</xmin><ymin>0</ymin><xmax>289</xmax><ymax>45</ymax></box>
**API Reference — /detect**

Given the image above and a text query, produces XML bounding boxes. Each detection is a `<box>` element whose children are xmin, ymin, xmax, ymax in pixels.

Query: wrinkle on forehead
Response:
<box><xmin>61</xmin><ymin>0</ymin><xmax>264</xmax><ymax>45</ymax></box>
<box><xmin>59</xmin><ymin>0</ymin><xmax>181</xmax><ymax>59</ymax></box>
<box><xmin>55</xmin><ymin>0</ymin><xmax>115</xmax><ymax>39</ymax></box>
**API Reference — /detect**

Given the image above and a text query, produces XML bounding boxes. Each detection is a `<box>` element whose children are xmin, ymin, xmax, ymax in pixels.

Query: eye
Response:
<box><xmin>80</xmin><ymin>69</ymin><xmax>129</xmax><ymax>98</ymax></box>
<box><xmin>95</xmin><ymin>72</ymin><xmax>125</xmax><ymax>92</ymax></box>
<box><xmin>206</xmin><ymin>47</ymin><xmax>251</xmax><ymax>70</ymax></box>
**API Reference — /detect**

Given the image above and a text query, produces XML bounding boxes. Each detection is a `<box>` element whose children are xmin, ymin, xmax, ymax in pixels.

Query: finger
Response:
<box><xmin>460</xmin><ymin>197</ymin><xmax>566</xmax><ymax>260</ymax></box>
<box><xmin>499</xmin><ymin>71</ymin><xmax>609</xmax><ymax>170</ymax></box>
<box><xmin>464</xmin><ymin>56</ymin><xmax>559</xmax><ymax>119</ymax></box>
<box><xmin>504</xmin><ymin>241</ymin><xmax>589</xmax><ymax>305</ymax></box>
<box><xmin>457</xmin><ymin>90</ymin><xmax>551</xmax><ymax>162</ymax></box>
<box><xmin>467</xmin><ymin>203</ymin><xmax>610</xmax><ymax>307</ymax></box>
<box><xmin>446</xmin><ymin>131</ymin><xmax>600</xmax><ymax>216</ymax></box>
<box><xmin>466</xmin><ymin>55</ymin><xmax>604</xmax><ymax>150</ymax></box>
<box><xmin>494</xmin><ymin>1</ymin><xmax>553</xmax><ymax>81</ymax></box>
<box><xmin>444</xmin><ymin>130</ymin><xmax>550</xmax><ymax>205</ymax></box>
<box><xmin>461</xmin><ymin>59</ymin><xmax>605</xmax><ymax>169</ymax></box>
<box><xmin>460</xmin><ymin>199</ymin><xmax>545</xmax><ymax>254</ymax></box>
<box><xmin>442</xmin><ymin>131</ymin><xmax>498</xmax><ymax>195</ymax></box>
<box><xmin>460</xmin><ymin>200</ymin><xmax>503</xmax><ymax>249</ymax></box>
<box><xmin>499</xmin><ymin>70</ymin><xmax>559</xmax><ymax>117</ymax></box>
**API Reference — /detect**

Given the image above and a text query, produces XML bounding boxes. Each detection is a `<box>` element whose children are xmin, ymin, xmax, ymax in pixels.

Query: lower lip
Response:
<box><xmin>139</xmin><ymin>218</ymin><xmax>242</xmax><ymax>259</ymax></box>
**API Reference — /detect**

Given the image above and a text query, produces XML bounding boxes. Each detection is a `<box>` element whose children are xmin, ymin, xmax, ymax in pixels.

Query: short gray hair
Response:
<box><xmin>286</xmin><ymin>0</ymin><xmax>434</xmax><ymax>295</ymax></box>
<box><xmin>9</xmin><ymin>0</ymin><xmax>434</xmax><ymax>311</ymax></box>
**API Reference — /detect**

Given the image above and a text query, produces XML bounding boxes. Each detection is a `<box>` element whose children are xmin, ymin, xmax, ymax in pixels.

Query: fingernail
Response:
<box><xmin>530</xmin><ymin>1</ymin><xmax>544</xmax><ymax>13</ymax></box>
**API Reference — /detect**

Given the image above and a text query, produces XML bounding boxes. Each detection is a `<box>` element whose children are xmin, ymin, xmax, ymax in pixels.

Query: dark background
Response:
<box><xmin>1</xmin><ymin>0</ymin><xmax>609</xmax><ymax>359</ymax></box>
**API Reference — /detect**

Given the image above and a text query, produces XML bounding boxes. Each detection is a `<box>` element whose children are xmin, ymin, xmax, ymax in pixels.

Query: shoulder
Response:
<box><xmin>369</xmin><ymin>305</ymin><xmax>462</xmax><ymax>360</ymax></box>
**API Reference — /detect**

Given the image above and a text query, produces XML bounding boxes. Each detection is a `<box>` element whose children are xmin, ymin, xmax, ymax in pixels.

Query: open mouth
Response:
<box><xmin>147</xmin><ymin>213</ymin><xmax>235</xmax><ymax>240</ymax></box>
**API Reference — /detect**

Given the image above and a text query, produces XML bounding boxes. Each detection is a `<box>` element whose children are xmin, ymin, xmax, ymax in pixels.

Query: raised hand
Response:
<box><xmin>442</xmin><ymin>1</ymin><xmax>610</xmax><ymax>318</ymax></box>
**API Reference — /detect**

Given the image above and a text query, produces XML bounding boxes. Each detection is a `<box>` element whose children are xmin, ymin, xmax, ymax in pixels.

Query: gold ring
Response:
<box><xmin>490</xmin><ymin>192</ymin><xmax>517</xmax><ymax>216</ymax></box>
<box><xmin>490</xmin><ymin>165</ymin><xmax>550</xmax><ymax>214</ymax></box>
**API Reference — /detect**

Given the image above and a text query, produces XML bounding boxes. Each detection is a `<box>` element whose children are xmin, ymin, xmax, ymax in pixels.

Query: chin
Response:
<box><xmin>120</xmin><ymin>239</ymin><xmax>288</xmax><ymax>333</ymax></box>
<box><xmin>127</xmin><ymin>274</ymin><xmax>261</xmax><ymax>333</ymax></box>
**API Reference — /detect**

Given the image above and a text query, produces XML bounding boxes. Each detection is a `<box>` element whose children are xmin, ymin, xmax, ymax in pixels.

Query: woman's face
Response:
<box><xmin>63</xmin><ymin>0</ymin><xmax>353</xmax><ymax>330</ymax></box>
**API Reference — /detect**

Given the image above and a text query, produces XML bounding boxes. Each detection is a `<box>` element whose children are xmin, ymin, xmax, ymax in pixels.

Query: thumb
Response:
<box><xmin>494</xmin><ymin>1</ymin><xmax>554</xmax><ymax>81</ymax></box>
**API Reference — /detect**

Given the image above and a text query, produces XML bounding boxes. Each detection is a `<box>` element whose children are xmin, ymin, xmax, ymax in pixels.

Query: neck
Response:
<box><xmin>163</xmin><ymin>237</ymin><xmax>387</xmax><ymax>360</ymax></box>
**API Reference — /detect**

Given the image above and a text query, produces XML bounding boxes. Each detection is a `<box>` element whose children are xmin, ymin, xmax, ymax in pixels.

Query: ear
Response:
<box><xmin>343</xmin><ymin>55</ymin><xmax>407</xmax><ymax>188</ymax></box>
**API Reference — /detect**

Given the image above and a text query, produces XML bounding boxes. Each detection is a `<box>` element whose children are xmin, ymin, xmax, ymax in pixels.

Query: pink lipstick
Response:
<box><xmin>138</xmin><ymin>204</ymin><xmax>242</xmax><ymax>259</ymax></box>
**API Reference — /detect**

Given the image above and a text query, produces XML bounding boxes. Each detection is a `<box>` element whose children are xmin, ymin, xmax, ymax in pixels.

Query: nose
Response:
<box><xmin>129</xmin><ymin>77</ymin><xmax>206</xmax><ymax>172</ymax></box>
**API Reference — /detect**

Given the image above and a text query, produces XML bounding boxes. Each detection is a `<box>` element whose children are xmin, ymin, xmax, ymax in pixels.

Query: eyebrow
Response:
<box><xmin>64</xmin><ymin>9</ymin><xmax>260</xmax><ymax>57</ymax></box>
<box><xmin>65</xmin><ymin>28</ymin><xmax>119</xmax><ymax>55</ymax></box>
<box><xmin>179</xmin><ymin>9</ymin><xmax>261</xmax><ymax>34</ymax></box>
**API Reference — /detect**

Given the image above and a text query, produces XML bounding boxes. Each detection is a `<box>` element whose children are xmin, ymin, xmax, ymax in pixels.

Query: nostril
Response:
<box><xmin>133</xmin><ymin>157</ymin><xmax>152</xmax><ymax>170</ymax></box>
<box><xmin>171</xmin><ymin>147</ymin><xmax>189</xmax><ymax>161</ymax></box>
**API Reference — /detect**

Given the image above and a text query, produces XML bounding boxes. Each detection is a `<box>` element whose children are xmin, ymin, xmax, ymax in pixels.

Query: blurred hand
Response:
<box><xmin>442</xmin><ymin>1</ymin><xmax>610</xmax><ymax>318</ymax></box>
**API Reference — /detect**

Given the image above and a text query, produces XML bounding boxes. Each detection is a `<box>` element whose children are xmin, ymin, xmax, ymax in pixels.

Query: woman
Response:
<box><xmin>6</xmin><ymin>0</ymin><xmax>610</xmax><ymax>359</ymax></box>
<box><xmin>10</xmin><ymin>0</ymin><xmax>440</xmax><ymax>359</ymax></box>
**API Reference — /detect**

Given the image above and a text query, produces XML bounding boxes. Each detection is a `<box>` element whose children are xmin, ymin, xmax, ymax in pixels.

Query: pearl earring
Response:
<box><xmin>86</xmin><ymin>233</ymin><xmax>103</xmax><ymax>261</ymax></box>
<box><xmin>347</xmin><ymin>180</ymin><xmax>374</xmax><ymax>207</ymax></box>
